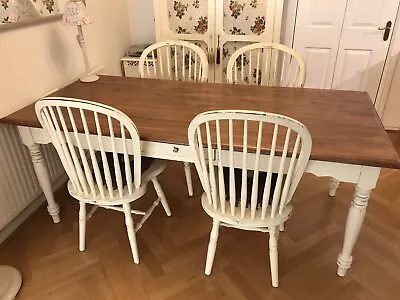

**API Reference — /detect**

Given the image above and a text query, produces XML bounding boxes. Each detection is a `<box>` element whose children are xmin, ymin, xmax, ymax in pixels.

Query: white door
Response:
<box><xmin>293</xmin><ymin>0</ymin><xmax>399</xmax><ymax>101</ymax></box>
<box><xmin>332</xmin><ymin>0</ymin><xmax>399</xmax><ymax>101</ymax></box>
<box><xmin>293</xmin><ymin>0</ymin><xmax>348</xmax><ymax>89</ymax></box>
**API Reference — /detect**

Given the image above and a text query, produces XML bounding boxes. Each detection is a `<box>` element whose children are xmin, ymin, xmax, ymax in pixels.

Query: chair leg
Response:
<box><xmin>269</xmin><ymin>226</ymin><xmax>279</xmax><ymax>287</ymax></box>
<box><xmin>279</xmin><ymin>223</ymin><xmax>284</xmax><ymax>232</ymax></box>
<box><xmin>123</xmin><ymin>203</ymin><xmax>140</xmax><ymax>264</ymax></box>
<box><xmin>329</xmin><ymin>177</ymin><xmax>340</xmax><ymax>197</ymax></box>
<box><xmin>205</xmin><ymin>219</ymin><xmax>220</xmax><ymax>275</ymax></box>
<box><xmin>79</xmin><ymin>201</ymin><xmax>86</xmax><ymax>252</ymax></box>
<box><xmin>152</xmin><ymin>177</ymin><xmax>171</xmax><ymax>216</ymax></box>
<box><xmin>183</xmin><ymin>162</ymin><xmax>194</xmax><ymax>196</ymax></box>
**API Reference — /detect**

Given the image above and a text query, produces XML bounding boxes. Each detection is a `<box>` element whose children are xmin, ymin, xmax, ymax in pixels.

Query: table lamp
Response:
<box><xmin>62</xmin><ymin>0</ymin><xmax>99</xmax><ymax>82</ymax></box>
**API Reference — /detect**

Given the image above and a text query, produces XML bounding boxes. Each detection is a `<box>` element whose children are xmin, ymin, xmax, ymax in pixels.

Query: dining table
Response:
<box><xmin>1</xmin><ymin>75</ymin><xmax>399</xmax><ymax>277</ymax></box>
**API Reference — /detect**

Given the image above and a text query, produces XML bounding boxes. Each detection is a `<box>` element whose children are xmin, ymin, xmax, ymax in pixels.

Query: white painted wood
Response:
<box><xmin>153</xmin><ymin>0</ymin><xmax>215</xmax><ymax>81</ymax></box>
<box><xmin>214</xmin><ymin>0</ymin><xmax>284</xmax><ymax>83</ymax></box>
<box><xmin>293</xmin><ymin>0</ymin><xmax>399</xmax><ymax>99</ymax></box>
<box><xmin>139</xmin><ymin>40</ymin><xmax>209</xmax><ymax>82</ymax></box>
<box><xmin>79</xmin><ymin>201</ymin><xmax>86</xmax><ymax>252</ymax></box>
<box><xmin>293</xmin><ymin>0</ymin><xmax>348</xmax><ymax>89</ymax></box>
<box><xmin>77</xmin><ymin>25</ymin><xmax>99</xmax><ymax>83</ymax></box>
<box><xmin>227</xmin><ymin>43</ymin><xmax>306</xmax><ymax>87</ymax></box>
<box><xmin>183</xmin><ymin>162</ymin><xmax>194</xmax><ymax>196</ymax></box>
<box><xmin>19</xmin><ymin>123</ymin><xmax>382</xmax><ymax>277</ymax></box>
<box><xmin>337</xmin><ymin>166</ymin><xmax>380</xmax><ymax>276</ymax></box>
<box><xmin>35</xmin><ymin>97</ymin><xmax>171</xmax><ymax>263</ymax></box>
<box><xmin>329</xmin><ymin>177</ymin><xmax>341</xmax><ymax>197</ymax></box>
<box><xmin>205</xmin><ymin>219</ymin><xmax>220</xmax><ymax>276</ymax></box>
<box><xmin>140</xmin><ymin>40</ymin><xmax>208</xmax><ymax>197</ymax></box>
<box><xmin>376</xmin><ymin>4</ymin><xmax>400</xmax><ymax>121</ymax></box>
<box><xmin>151</xmin><ymin>177</ymin><xmax>171</xmax><ymax>217</ymax></box>
<box><xmin>332</xmin><ymin>0</ymin><xmax>399</xmax><ymax>101</ymax></box>
<box><xmin>269</xmin><ymin>225</ymin><xmax>279</xmax><ymax>287</ymax></box>
<box><xmin>153</xmin><ymin>0</ymin><xmax>284</xmax><ymax>83</ymax></box>
<box><xmin>18</xmin><ymin>126</ymin><xmax>61</xmax><ymax>224</ymax></box>
<box><xmin>123</xmin><ymin>203</ymin><xmax>139</xmax><ymax>264</ymax></box>
<box><xmin>188</xmin><ymin>110</ymin><xmax>312</xmax><ymax>287</ymax></box>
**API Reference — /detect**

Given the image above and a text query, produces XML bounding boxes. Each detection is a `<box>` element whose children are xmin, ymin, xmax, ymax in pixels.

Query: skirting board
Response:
<box><xmin>0</xmin><ymin>172</ymin><xmax>68</xmax><ymax>245</ymax></box>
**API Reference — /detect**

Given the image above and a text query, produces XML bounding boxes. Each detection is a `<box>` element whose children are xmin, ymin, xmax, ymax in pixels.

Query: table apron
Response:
<box><xmin>18</xmin><ymin>126</ymin><xmax>378</xmax><ymax>185</ymax></box>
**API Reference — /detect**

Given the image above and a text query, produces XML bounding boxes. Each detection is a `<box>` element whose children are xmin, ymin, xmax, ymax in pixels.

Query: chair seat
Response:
<box><xmin>201</xmin><ymin>193</ymin><xmax>292</xmax><ymax>229</ymax></box>
<box><xmin>68</xmin><ymin>158</ymin><xmax>166</xmax><ymax>205</ymax></box>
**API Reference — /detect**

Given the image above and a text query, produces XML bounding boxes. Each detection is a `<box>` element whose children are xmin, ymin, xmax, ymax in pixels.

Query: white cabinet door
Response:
<box><xmin>293</xmin><ymin>0</ymin><xmax>348</xmax><ymax>89</ymax></box>
<box><xmin>332</xmin><ymin>0</ymin><xmax>399</xmax><ymax>101</ymax></box>
<box><xmin>214</xmin><ymin>0</ymin><xmax>283</xmax><ymax>83</ymax></box>
<box><xmin>153</xmin><ymin>0</ymin><xmax>216</xmax><ymax>81</ymax></box>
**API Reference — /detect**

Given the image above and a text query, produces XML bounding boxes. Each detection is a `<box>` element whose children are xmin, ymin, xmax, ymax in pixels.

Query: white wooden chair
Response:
<box><xmin>139</xmin><ymin>40</ymin><xmax>209</xmax><ymax>197</ymax></box>
<box><xmin>188</xmin><ymin>110</ymin><xmax>312</xmax><ymax>287</ymax></box>
<box><xmin>35</xmin><ymin>97</ymin><xmax>171</xmax><ymax>264</ymax></box>
<box><xmin>227</xmin><ymin>43</ymin><xmax>306</xmax><ymax>88</ymax></box>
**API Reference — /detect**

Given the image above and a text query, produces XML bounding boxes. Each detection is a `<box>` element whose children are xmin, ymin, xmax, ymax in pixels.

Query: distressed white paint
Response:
<box><xmin>139</xmin><ymin>40</ymin><xmax>209</xmax><ymax>197</ymax></box>
<box><xmin>0</xmin><ymin>125</ymin><xmax>64</xmax><ymax>229</ymax></box>
<box><xmin>226</xmin><ymin>43</ymin><xmax>306</xmax><ymax>87</ymax></box>
<box><xmin>139</xmin><ymin>40</ymin><xmax>209</xmax><ymax>82</ymax></box>
<box><xmin>34</xmin><ymin>97</ymin><xmax>171</xmax><ymax>262</ymax></box>
<box><xmin>188</xmin><ymin>110</ymin><xmax>312</xmax><ymax>287</ymax></box>
<box><xmin>17</xmin><ymin>115</ymin><xmax>381</xmax><ymax>277</ymax></box>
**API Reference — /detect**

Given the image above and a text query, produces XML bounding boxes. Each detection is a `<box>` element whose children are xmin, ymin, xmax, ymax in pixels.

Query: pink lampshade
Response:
<box><xmin>61</xmin><ymin>0</ymin><xmax>93</xmax><ymax>26</ymax></box>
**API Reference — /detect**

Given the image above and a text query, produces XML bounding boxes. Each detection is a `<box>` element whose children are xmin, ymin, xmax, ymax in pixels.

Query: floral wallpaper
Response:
<box><xmin>168</xmin><ymin>0</ymin><xmax>208</xmax><ymax>34</ymax></box>
<box><xmin>224</xmin><ymin>0</ymin><xmax>267</xmax><ymax>36</ymax></box>
<box><xmin>1</xmin><ymin>0</ymin><xmax>59</xmax><ymax>24</ymax></box>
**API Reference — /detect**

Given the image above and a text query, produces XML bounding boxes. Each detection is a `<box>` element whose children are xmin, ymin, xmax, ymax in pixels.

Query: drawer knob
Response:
<box><xmin>173</xmin><ymin>147</ymin><xmax>179</xmax><ymax>153</ymax></box>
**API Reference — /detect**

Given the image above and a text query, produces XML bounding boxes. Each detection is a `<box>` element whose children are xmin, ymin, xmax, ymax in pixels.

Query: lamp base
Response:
<box><xmin>0</xmin><ymin>266</ymin><xmax>22</xmax><ymax>300</ymax></box>
<box><xmin>80</xmin><ymin>74</ymin><xmax>100</xmax><ymax>83</ymax></box>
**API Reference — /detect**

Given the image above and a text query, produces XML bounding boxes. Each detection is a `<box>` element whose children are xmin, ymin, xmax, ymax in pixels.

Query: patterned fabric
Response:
<box><xmin>62</xmin><ymin>0</ymin><xmax>92</xmax><ymax>26</ymax></box>
<box><xmin>166</xmin><ymin>0</ymin><xmax>268</xmax><ymax>36</ymax></box>
<box><xmin>0</xmin><ymin>0</ymin><xmax>58</xmax><ymax>24</ymax></box>
<box><xmin>224</xmin><ymin>0</ymin><xmax>267</xmax><ymax>36</ymax></box>
<box><xmin>7</xmin><ymin>0</ymin><xmax>39</xmax><ymax>22</ymax></box>
<box><xmin>168</xmin><ymin>0</ymin><xmax>208</xmax><ymax>34</ymax></box>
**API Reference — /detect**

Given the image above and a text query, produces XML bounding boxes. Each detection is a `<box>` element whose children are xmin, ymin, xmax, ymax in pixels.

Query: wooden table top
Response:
<box><xmin>2</xmin><ymin>75</ymin><xmax>400</xmax><ymax>169</ymax></box>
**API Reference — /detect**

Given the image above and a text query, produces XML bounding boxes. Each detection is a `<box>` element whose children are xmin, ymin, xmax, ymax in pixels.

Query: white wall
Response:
<box><xmin>0</xmin><ymin>0</ymin><xmax>132</xmax><ymax>118</ymax></box>
<box><xmin>127</xmin><ymin>0</ymin><xmax>156</xmax><ymax>45</ymax></box>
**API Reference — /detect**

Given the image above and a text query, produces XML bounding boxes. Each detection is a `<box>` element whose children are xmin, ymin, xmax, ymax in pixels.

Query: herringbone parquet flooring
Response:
<box><xmin>1</xmin><ymin>133</ymin><xmax>400</xmax><ymax>299</ymax></box>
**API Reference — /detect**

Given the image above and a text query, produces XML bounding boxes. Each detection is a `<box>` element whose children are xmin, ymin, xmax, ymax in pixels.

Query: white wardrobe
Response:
<box><xmin>153</xmin><ymin>0</ymin><xmax>284</xmax><ymax>82</ymax></box>
<box><xmin>144</xmin><ymin>0</ymin><xmax>400</xmax><ymax>128</ymax></box>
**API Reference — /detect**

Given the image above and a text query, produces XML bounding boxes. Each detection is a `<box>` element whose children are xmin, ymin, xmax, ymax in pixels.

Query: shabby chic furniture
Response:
<box><xmin>1</xmin><ymin>75</ymin><xmax>399</xmax><ymax>277</ymax></box>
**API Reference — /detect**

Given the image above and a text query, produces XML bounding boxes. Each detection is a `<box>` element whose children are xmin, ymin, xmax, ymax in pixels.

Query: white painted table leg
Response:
<box><xmin>329</xmin><ymin>177</ymin><xmax>340</xmax><ymax>197</ymax></box>
<box><xmin>183</xmin><ymin>162</ymin><xmax>194</xmax><ymax>196</ymax></box>
<box><xmin>28</xmin><ymin>143</ymin><xmax>61</xmax><ymax>223</ymax></box>
<box><xmin>18</xmin><ymin>127</ymin><xmax>60</xmax><ymax>223</ymax></box>
<box><xmin>337</xmin><ymin>166</ymin><xmax>380</xmax><ymax>277</ymax></box>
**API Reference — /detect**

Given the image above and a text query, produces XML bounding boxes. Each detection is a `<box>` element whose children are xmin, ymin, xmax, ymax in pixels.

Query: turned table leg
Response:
<box><xmin>18</xmin><ymin>127</ymin><xmax>60</xmax><ymax>223</ymax></box>
<box><xmin>337</xmin><ymin>166</ymin><xmax>380</xmax><ymax>276</ymax></box>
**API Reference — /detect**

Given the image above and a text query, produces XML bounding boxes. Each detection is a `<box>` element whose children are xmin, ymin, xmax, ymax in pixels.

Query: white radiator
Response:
<box><xmin>0</xmin><ymin>124</ymin><xmax>65</xmax><ymax>230</ymax></box>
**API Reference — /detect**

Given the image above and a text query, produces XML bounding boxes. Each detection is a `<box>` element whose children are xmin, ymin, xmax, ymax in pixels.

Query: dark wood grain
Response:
<box><xmin>2</xmin><ymin>75</ymin><xmax>400</xmax><ymax>169</ymax></box>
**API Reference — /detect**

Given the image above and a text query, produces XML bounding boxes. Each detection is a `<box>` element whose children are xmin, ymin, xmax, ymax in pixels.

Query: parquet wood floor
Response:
<box><xmin>1</xmin><ymin>132</ymin><xmax>400</xmax><ymax>299</ymax></box>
